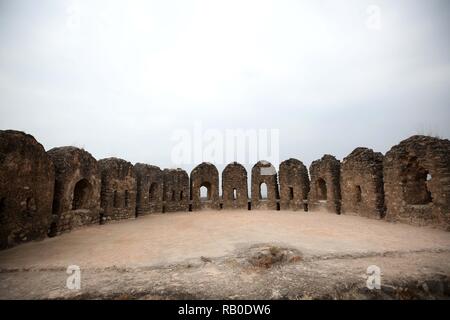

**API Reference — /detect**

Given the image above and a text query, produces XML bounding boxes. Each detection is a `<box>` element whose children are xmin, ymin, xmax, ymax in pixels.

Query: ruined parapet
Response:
<box><xmin>163</xmin><ymin>168</ymin><xmax>189</xmax><ymax>212</ymax></box>
<box><xmin>190</xmin><ymin>162</ymin><xmax>220</xmax><ymax>210</ymax></box>
<box><xmin>0</xmin><ymin>130</ymin><xmax>55</xmax><ymax>249</ymax></box>
<box><xmin>98</xmin><ymin>158</ymin><xmax>136</xmax><ymax>222</ymax></box>
<box><xmin>134</xmin><ymin>164</ymin><xmax>163</xmax><ymax>215</ymax></box>
<box><xmin>251</xmin><ymin>161</ymin><xmax>279</xmax><ymax>210</ymax></box>
<box><xmin>222</xmin><ymin>162</ymin><xmax>248</xmax><ymax>210</ymax></box>
<box><xmin>384</xmin><ymin>135</ymin><xmax>450</xmax><ymax>229</ymax></box>
<box><xmin>308</xmin><ymin>155</ymin><xmax>341</xmax><ymax>214</ymax></box>
<box><xmin>47</xmin><ymin>147</ymin><xmax>100</xmax><ymax>235</ymax></box>
<box><xmin>279</xmin><ymin>158</ymin><xmax>310</xmax><ymax>211</ymax></box>
<box><xmin>341</xmin><ymin>148</ymin><xmax>385</xmax><ymax>219</ymax></box>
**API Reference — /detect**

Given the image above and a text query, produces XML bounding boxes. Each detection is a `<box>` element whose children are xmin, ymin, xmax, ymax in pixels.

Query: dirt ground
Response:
<box><xmin>1</xmin><ymin>210</ymin><xmax>450</xmax><ymax>299</ymax></box>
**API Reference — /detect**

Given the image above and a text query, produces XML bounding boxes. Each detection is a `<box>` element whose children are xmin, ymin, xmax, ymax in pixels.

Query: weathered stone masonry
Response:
<box><xmin>2</xmin><ymin>130</ymin><xmax>450</xmax><ymax>250</ymax></box>
<box><xmin>251</xmin><ymin>161</ymin><xmax>279</xmax><ymax>210</ymax></box>
<box><xmin>0</xmin><ymin>130</ymin><xmax>55</xmax><ymax>249</ymax></box>
<box><xmin>99</xmin><ymin>158</ymin><xmax>136</xmax><ymax>222</ymax></box>
<box><xmin>134</xmin><ymin>164</ymin><xmax>163</xmax><ymax>215</ymax></box>
<box><xmin>341</xmin><ymin>148</ymin><xmax>385</xmax><ymax>219</ymax></box>
<box><xmin>279</xmin><ymin>158</ymin><xmax>310</xmax><ymax>211</ymax></box>
<box><xmin>384</xmin><ymin>136</ymin><xmax>450</xmax><ymax>229</ymax></box>
<box><xmin>47</xmin><ymin>147</ymin><xmax>101</xmax><ymax>235</ymax></box>
<box><xmin>163</xmin><ymin>168</ymin><xmax>189</xmax><ymax>212</ymax></box>
<box><xmin>308</xmin><ymin>155</ymin><xmax>341</xmax><ymax>214</ymax></box>
<box><xmin>190</xmin><ymin>162</ymin><xmax>220</xmax><ymax>211</ymax></box>
<box><xmin>222</xmin><ymin>162</ymin><xmax>248</xmax><ymax>210</ymax></box>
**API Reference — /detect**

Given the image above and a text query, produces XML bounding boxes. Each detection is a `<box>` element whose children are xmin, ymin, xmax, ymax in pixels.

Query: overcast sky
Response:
<box><xmin>1</xmin><ymin>0</ymin><xmax>449</xmax><ymax>175</ymax></box>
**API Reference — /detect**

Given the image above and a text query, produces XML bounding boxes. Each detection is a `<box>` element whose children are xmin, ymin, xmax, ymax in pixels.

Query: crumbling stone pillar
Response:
<box><xmin>279</xmin><ymin>158</ymin><xmax>310</xmax><ymax>211</ymax></box>
<box><xmin>47</xmin><ymin>147</ymin><xmax>101</xmax><ymax>235</ymax></box>
<box><xmin>308</xmin><ymin>155</ymin><xmax>341</xmax><ymax>214</ymax></box>
<box><xmin>190</xmin><ymin>162</ymin><xmax>220</xmax><ymax>211</ymax></box>
<box><xmin>251</xmin><ymin>161</ymin><xmax>279</xmax><ymax>210</ymax></box>
<box><xmin>384</xmin><ymin>135</ymin><xmax>450</xmax><ymax>229</ymax></box>
<box><xmin>0</xmin><ymin>130</ymin><xmax>55</xmax><ymax>249</ymax></box>
<box><xmin>222</xmin><ymin>162</ymin><xmax>248</xmax><ymax>210</ymax></box>
<box><xmin>163</xmin><ymin>168</ymin><xmax>189</xmax><ymax>212</ymax></box>
<box><xmin>341</xmin><ymin>148</ymin><xmax>385</xmax><ymax>219</ymax></box>
<box><xmin>134</xmin><ymin>164</ymin><xmax>163</xmax><ymax>215</ymax></box>
<box><xmin>98</xmin><ymin>158</ymin><xmax>137</xmax><ymax>222</ymax></box>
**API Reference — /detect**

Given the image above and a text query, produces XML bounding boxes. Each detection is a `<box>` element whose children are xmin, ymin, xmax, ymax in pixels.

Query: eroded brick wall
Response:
<box><xmin>0</xmin><ymin>130</ymin><xmax>55</xmax><ymax>249</ymax></box>
<box><xmin>308</xmin><ymin>155</ymin><xmax>341</xmax><ymax>214</ymax></box>
<box><xmin>134</xmin><ymin>164</ymin><xmax>163</xmax><ymax>215</ymax></box>
<box><xmin>99</xmin><ymin>158</ymin><xmax>136</xmax><ymax>222</ymax></box>
<box><xmin>251</xmin><ymin>161</ymin><xmax>279</xmax><ymax>210</ymax></box>
<box><xmin>47</xmin><ymin>147</ymin><xmax>101</xmax><ymax>235</ymax></box>
<box><xmin>163</xmin><ymin>169</ymin><xmax>189</xmax><ymax>212</ymax></box>
<box><xmin>341</xmin><ymin>148</ymin><xmax>385</xmax><ymax>219</ymax></box>
<box><xmin>190</xmin><ymin>162</ymin><xmax>220</xmax><ymax>210</ymax></box>
<box><xmin>279</xmin><ymin>158</ymin><xmax>310</xmax><ymax>211</ymax></box>
<box><xmin>5</xmin><ymin>129</ymin><xmax>450</xmax><ymax>251</ymax></box>
<box><xmin>222</xmin><ymin>162</ymin><xmax>248</xmax><ymax>210</ymax></box>
<box><xmin>384</xmin><ymin>136</ymin><xmax>450</xmax><ymax>229</ymax></box>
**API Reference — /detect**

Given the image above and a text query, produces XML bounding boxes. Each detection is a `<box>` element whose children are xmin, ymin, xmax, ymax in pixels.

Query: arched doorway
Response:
<box><xmin>200</xmin><ymin>182</ymin><xmax>211</xmax><ymax>201</ymax></box>
<box><xmin>403</xmin><ymin>157</ymin><xmax>432</xmax><ymax>205</ymax></box>
<box><xmin>317</xmin><ymin>178</ymin><xmax>327</xmax><ymax>201</ymax></box>
<box><xmin>72</xmin><ymin>179</ymin><xmax>92</xmax><ymax>210</ymax></box>
<box><xmin>259</xmin><ymin>183</ymin><xmax>268</xmax><ymax>200</ymax></box>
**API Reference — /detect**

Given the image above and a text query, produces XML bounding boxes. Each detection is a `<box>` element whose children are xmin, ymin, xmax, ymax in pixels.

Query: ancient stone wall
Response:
<box><xmin>222</xmin><ymin>162</ymin><xmax>248</xmax><ymax>210</ymax></box>
<box><xmin>163</xmin><ymin>169</ymin><xmax>189</xmax><ymax>212</ymax></box>
<box><xmin>47</xmin><ymin>147</ymin><xmax>101</xmax><ymax>235</ymax></box>
<box><xmin>251</xmin><ymin>161</ymin><xmax>279</xmax><ymax>210</ymax></box>
<box><xmin>308</xmin><ymin>155</ymin><xmax>341</xmax><ymax>214</ymax></box>
<box><xmin>134</xmin><ymin>164</ymin><xmax>163</xmax><ymax>215</ymax></box>
<box><xmin>0</xmin><ymin>130</ymin><xmax>55</xmax><ymax>249</ymax></box>
<box><xmin>341</xmin><ymin>148</ymin><xmax>385</xmax><ymax>219</ymax></box>
<box><xmin>384</xmin><ymin>136</ymin><xmax>450</xmax><ymax>229</ymax></box>
<box><xmin>4</xmin><ymin>128</ymin><xmax>450</xmax><ymax>250</ymax></box>
<box><xmin>98</xmin><ymin>158</ymin><xmax>137</xmax><ymax>222</ymax></box>
<box><xmin>279</xmin><ymin>158</ymin><xmax>310</xmax><ymax>211</ymax></box>
<box><xmin>190</xmin><ymin>162</ymin><xmax>220</xmax><ymax>210</ymax></box>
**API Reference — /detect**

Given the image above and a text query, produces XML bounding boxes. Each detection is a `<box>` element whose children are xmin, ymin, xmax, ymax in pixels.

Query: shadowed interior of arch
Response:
<box><xmin>149</xmin><ymin>183</ymin><xmax>158</xmax><ymax>202</ymax></box>
<box><xmin>72</xmin><ymin>179</ymin><xmax>92</xmax><ymax>210</ymax></box>
<box><xmin>354</xmin><ymin>185</ymin><xmax>362</xmax><ymax>204</ymax></box>
<box><xmin>403</xmin><ymin>157</ymin><xmax>432</xmax><ymax>205</ymax></box>
<box><xmin>317</xmin><ymin>178</ymin><xmax>327</xmax><ymax>201</ymax></box>
<box><xmin>200</xmin><ymin>182</ymin><xmax>211</xmax><ymax>201</ymax></box>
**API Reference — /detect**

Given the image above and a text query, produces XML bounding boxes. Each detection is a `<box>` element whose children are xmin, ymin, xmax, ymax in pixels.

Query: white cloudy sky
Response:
<box><xmin>1</xmin><ymin>0</ymin><xmax>449</xmax><ymax>175</ymax></box>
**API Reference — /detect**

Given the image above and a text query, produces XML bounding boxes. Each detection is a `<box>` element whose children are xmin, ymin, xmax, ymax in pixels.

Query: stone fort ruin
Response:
<box><xmin>1</xmin><ymin>129</ymin><xmax>450</xmax><ymax>249</ymax></box>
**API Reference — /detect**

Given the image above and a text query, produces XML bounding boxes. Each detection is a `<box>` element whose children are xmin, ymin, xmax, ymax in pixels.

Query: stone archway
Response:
<box><xmin>72</xmin><ymin>179</ymin><xmax>92</xmax><ymax>210</ymax></box>
<box><xmin>190</xmin><ymin>162</ymin><xmax>220</xmax><ymax>210</ymax></box>
<box><xmin>403</xmin><ymin>157</ymin><xmax>432</xmax><ymax>205</ymax></box>
<box><xmin>384</xmin><ymin>135</ymin><xmax>450</xmax><ymax>228</ymax></box>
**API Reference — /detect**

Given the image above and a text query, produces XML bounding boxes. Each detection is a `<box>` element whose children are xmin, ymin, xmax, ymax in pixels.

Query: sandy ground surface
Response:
<box><xmin>1</xmin><ymin>210</ymin><xmax>450</xmax><ymax>299</ymax></box>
